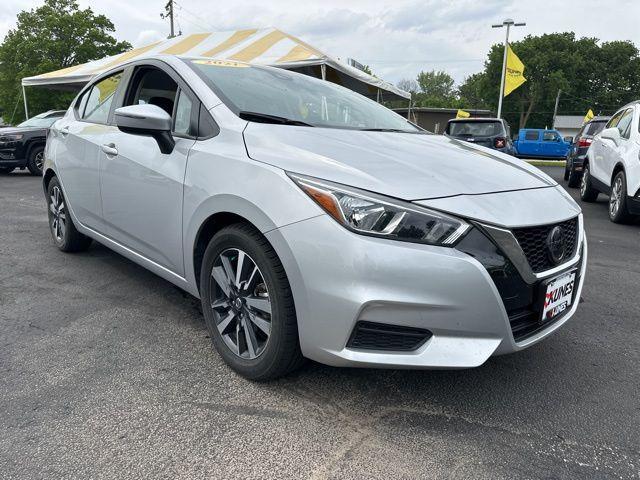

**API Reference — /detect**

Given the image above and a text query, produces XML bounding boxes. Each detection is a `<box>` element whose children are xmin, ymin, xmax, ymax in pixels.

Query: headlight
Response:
<box><xmin>289</xmin><ymin>173</ymin><xmax>470</xmax><ymax>246</ymax></box>
<box><xmin>0</xmin><ymin>134</ymin><xmax>24</xmax><ymax>142</ymax></box>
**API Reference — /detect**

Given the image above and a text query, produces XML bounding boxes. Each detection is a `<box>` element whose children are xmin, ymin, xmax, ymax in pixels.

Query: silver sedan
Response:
<box><xmin>43</xmin><ymin>55</ymin><xmax>587</xmax><ymax>380</ymax></box>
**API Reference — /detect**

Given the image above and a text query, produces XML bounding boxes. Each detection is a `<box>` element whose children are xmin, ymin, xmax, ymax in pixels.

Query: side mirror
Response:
<box><xmin>114</xmin><ymin>104</ymin><xmax>175</xmax><ymax>154</ymax></box>
<box><xmin>564</xmin><ymin>136</ymin><xmax>573</xmax><ymax>143</ymax></box>
<box><xmin>600</xmin><ymin>127</ymin><xmax>620</xmax><ymax>143</ymax></box>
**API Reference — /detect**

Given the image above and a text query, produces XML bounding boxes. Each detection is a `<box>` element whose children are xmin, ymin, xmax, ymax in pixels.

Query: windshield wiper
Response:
<box><xmin>359</xmin><ymin>128</ymin><xmax>415</xmax><ymax>133</ymax></box>
<box><xmin>239</xmin><ymin>111</ymin><xmax>314</xmax><ymax>127</ymax></box>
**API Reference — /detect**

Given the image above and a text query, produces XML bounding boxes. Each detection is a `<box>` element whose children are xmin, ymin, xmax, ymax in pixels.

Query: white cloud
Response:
<box><xmin>1</xmin><ymin>0</ymin><xmax>639</xmax><ymax>86</ymax></box>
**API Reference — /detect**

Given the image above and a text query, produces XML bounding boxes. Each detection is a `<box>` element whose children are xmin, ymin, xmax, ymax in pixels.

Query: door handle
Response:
<box><xmin>101</xmin><ymin>143</ymin><xmax>118</xmax><ymax>156</ymax></box>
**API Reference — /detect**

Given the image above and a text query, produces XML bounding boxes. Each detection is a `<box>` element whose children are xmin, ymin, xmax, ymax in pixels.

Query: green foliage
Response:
<box><xmin>413</xmin><ymin>70</ymin><xmax>459</xmax><ymax>108</ymax></box>
<box><xmin>0</xmin><ymin>0</ymin><xmax>131</xmax><ymax>124</ymax></box>
<box><xmin>458</xmin><ymin>33</ymin><xmax>640</xmax><ymax>129</ymax></box>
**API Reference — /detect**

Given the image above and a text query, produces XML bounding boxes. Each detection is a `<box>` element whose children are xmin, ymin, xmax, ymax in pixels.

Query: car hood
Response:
<box><xmin>0</xmin><ymin>126</ymin><xmax>46</xmax><ymax>135</ymax></box>
<box><xmin>243</xmin><ymin>124</ymin><xmax>556</xmax><ymax>200</ymax></box>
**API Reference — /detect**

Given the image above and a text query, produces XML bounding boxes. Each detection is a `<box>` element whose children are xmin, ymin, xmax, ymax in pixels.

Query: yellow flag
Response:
<box><xmin>504</xmin><ymin>45</ymin><xmax>526</xmax><ymax>97</ymax></box>
<box><xmin>583</xmin><ymin>109</ymin><xmax>594</xmax><ymax>124</ymax></box>
<box><xmin>456</xmin><ymin>109</ymin><xmax>470</xmax><ymax>119</ymax></box>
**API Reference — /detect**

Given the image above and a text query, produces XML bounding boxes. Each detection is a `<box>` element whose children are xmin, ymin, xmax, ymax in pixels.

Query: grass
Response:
<box><xmin>522</xmin><ymin>159</ymin><xmax>566</xmax><ymax>167</ymax></box>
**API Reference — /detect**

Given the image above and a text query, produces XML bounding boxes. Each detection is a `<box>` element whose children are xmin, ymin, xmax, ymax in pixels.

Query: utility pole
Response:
<box><xmin>552</xmin><ymin>89</ymin><xmax>561</xmax><ymax>128</ymax></box>
<box><xmin>492</xmin><ymin>18</ymin><xmax>526</xmax><ymax>118</ymax></box>
<box><xmin>161</xmin><ymin>0</ymin><xmax>175</xmax><ymax>39</ymax></box>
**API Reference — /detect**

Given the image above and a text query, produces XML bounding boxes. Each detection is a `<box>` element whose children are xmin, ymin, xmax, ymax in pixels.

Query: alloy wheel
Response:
<box><xmin>35</xmin><ymin>151</ymin><xmax>44</xmax><ymax>172</ymax></box>
<box><xmin>210</xmin><ymin>248</ymin><xmax>272</xmax><ymax>359</ymax></box>
<box><xmin>49</xmin><ymin>186</ymin><xmax>66</xmax><ymax>242</ymax></box>
<box><xmin>609</xmin><ymin>176</ymin><xmax>623</xmax><ymax>217</ymax></box>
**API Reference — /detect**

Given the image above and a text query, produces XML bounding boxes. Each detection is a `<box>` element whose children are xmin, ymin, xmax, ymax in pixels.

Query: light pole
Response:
<box><xmin>492</xmin><ymin>18</ymin><xmax>525</xmax><ymax>118</ymax></box>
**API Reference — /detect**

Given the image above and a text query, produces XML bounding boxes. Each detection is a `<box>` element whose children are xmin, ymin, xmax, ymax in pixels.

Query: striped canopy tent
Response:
<box><xmin>21</xmin><ymin>27</ymin><xmax>409</xmax><ymax>114</ymax></box>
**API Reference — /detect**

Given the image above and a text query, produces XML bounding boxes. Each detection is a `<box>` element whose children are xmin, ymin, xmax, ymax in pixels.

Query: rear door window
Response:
<box><xmin>585</xmin><ymin>121</ymin><xmax>607</xmax><ymax>136</ymax></box>
<box><xmin>524</xmin><ymin>130</ymin><xmax>538</xmax><ymax>141</ymax></box>
<box><xmin>543</xmin><ymin>131</ymin><xmax>559</xmax><ymax>141</ymax></box>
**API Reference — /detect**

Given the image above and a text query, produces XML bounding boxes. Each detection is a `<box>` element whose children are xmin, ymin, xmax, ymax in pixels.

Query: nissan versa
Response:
<box><xmin>43</xmin><ymin>55</ymin><xmax>587</xmax><ymax>380</ymax></box>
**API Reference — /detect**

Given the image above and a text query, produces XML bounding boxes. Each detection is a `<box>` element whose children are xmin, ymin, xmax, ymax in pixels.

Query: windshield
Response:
<box><xmin>187</xmin><ymin>60</ymin><xmax>420</xmax><ymax>133</ymax></box>
<box><xmin>18</xmin><ymin>114</ymin><xmax>61</xmax><ymax>128</ymax></box>
<box><xmin>448</xmin><ymin>121</ymin><xmax>503</xmax><ymax>137</ymax></box>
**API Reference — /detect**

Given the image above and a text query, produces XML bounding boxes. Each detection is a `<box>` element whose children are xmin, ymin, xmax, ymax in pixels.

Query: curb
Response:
<box><xmin>524</xmin><ymin>159</ymin><xmax>566</xmax><ymax>167</ymax></box>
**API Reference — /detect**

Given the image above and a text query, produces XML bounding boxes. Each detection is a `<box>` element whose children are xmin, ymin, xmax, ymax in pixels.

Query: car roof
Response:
<box><xmin>448</xmin><ymin>117</ymin><xmax>502</xmax><ymax>122</ymax></box>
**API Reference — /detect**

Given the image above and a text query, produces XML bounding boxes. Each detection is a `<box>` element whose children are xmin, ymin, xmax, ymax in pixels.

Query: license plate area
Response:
<box><xmin>541</xmin><ymin>270</ymin><xmax>576</xmax><ymax>322</ymax></box>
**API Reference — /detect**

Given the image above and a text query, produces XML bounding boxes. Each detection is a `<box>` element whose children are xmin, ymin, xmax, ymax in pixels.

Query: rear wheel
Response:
<box><xmin>46</xmin><ymin>177</ymin><xmax>92</xmax><ymax>252</ymax></box>
<box><xmin>200</xmin><ymin>223</ymin><xmax>303</xmax><ymax>381</ymax></box>
<box><xmin>27</xmin><ymin>145</ymin><xmax>45</xmax><ymax>176</ymax></box>
<box><xmin>567</xmin><ymin>163</ymin><xmax>582</xmax><ymax>188</ymax></box>
<box><xmin>608</xmin><ymin>171</ymin><xmax>634</xmax><ymax>224</ymax></box>
<box><xmin>579</xmin><ymin>163</ymin><xmax>599</xmax><ymax>202</ymax></box>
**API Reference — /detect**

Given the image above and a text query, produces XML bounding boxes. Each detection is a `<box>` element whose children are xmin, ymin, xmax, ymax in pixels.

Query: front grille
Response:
<box><xmin>457</xmin><ymin>226</ymin><xmax>582</xmax><ymax>343</ymax></box>
<box><xmin>512</xmin><ymin>217</ymin><xmax>578</xmax><ymax>273</ymax></box>
<box><xmin>347</xmin><ymin>321</ymin><xmax>432</xmax><ymax>351</ymax></box>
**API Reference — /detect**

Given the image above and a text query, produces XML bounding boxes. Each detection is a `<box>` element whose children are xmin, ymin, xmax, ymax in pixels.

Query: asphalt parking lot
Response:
<box><xmin>1</xmin><ymin>166</ymin><xmax>639</xmax><ymax>479</ymax></box>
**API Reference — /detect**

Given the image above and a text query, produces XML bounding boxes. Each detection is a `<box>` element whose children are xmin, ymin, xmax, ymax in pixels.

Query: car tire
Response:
<box><xmin>27</xmin><ymin>145</ymin><xmax>45</xmax><ymax>176</ymax></box>
<box><xmin>200</xmin><ymin>223</ymin><xmax>304</xmax><ymax>381</ymax></box>
<box><xmin>579</xmin><ymin>163</ymin><xmax>599</xmax><ymax>202</ymax></box>
<box><xmin>0</xmin><ymin>167</ymin><xmax>15</xmax><ymax>174</ymax></box>
<box><xmin>567</xmin><ymin>165</ymin><xmax>582</xmax><ymax>188</ymax></box>
<box><xmin>564</xmin><ymin>160</ymin><xmax>570</xmax><ymax>181</ymax></box>
<box><xmin>608</xmin><ymin>171</ymin><xmax>634</xmax><ymax>224</ymax></box>
<box><xmin>46</xmin><ymin>177</ymin><xmax>92</xmax><ymax>252</ymax></box>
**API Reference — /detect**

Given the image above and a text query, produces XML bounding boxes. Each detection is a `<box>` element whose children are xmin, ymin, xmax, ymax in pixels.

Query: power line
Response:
<box><xmin>173</xmin><ymin>1</ymin><xmax>218</xmax><ymax>31</ymax></box>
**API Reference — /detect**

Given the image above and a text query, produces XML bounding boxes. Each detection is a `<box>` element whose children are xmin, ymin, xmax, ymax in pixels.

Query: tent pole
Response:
<box><xmin>22</xmin><ymin>85</ymin><xmax>29</xmax><ymax>120</ymax></box>
<box><xmin>321</xmin><ymin>64</ymin><xmax>326</xmax><ymax>81</ymax></box>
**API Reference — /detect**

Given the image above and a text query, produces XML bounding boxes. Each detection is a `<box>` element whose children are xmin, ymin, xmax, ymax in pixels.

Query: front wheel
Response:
<box><xmin>609</xmin><ymin>171</ymin><xmax>634</xmax><ymax>224</ymax></box>
<box><xmin>579</xmin><ymin>164</ymin><xmax>599</xmax><ymax>202</ymax></box>
<box><xmin>200</xmin><ymin>223</ymin><xmax>304</xmax><ymax>381</ymax></box>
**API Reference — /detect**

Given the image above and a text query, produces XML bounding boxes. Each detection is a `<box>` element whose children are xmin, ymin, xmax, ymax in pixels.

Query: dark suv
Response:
<box><xmin>0</xmin><ymin>110</ymin><xmax>66</xmax><ymax>175</ymax></box>
<box><xmin>564</xmin><ymin>116</ymin><xmax>609</xmax><ymax>188</ymax></box>
<box><xmin>445</xmin><ymin>117</ymin><xmax>515</xmax><ymax>156</ymax></box>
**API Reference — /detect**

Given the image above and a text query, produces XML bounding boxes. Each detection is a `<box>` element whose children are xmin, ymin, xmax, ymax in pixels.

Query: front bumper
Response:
<box><xmin>266</xmin><ymin>213</ymin><xmax>587</xmax><ymax>369</ymax></box>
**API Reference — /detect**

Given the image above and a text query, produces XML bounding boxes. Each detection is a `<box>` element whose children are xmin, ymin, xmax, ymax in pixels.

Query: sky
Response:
<box><xmin>1</xmin><ymin>0</ymin><xmax>639</xmax><ymax>86</ymax></box>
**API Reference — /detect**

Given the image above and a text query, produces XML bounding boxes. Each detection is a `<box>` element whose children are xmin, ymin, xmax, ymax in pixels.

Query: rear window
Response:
<box><xmin>448</xmin><ymin>121</ymin><xmax>503</xmax><ymax>137</ymax></box>
<box><xmin>524</xmin><ymin>130</ymin><xmax>538</xmax><ymax>140</ymax></box>
<box><xmin>585</xmin><ymin>120</ymin><xmax>607</xmax><ymax>136</ymax></box>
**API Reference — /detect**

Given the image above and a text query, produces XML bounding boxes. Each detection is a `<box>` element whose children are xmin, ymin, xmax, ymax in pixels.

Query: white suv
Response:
<box><xmin>580</xmin><ymin>101</ymin><xmax>640</xmax><ymax>222</ymax></box>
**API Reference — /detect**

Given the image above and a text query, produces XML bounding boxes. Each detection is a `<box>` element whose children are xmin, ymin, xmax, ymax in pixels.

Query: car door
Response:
<box><xmin>591</xmin><ymin>109</ymin><xmax>624</xmax><ymax>184</ymax></box>
<box><xmin>99</xmin><ymin>63</ymin><xmax>197</xmax><ymax>276</ymax></box>
<box><xmin>518</xmin><ymin>130</ymin><xmax>539</xmax><ymax>156</ymax></box>
<box><xmin>541</xmin><ymin>130</ymin><xmax>560</xmax><ymax>157</ymax></box>
<box><xmin>598</xmin><ymin>109</ymin><xmax>632</xmax><ymax>187</ymax></box>
<box><xmin>52</xmin><ymin>71</ymin><xmax>124</xmax><ymax>232</ymax></box>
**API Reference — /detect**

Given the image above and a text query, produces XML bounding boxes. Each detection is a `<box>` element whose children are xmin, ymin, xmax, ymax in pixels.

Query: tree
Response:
<box><xmin>460</xmin><ymin>33</ymin><xmax>640</xmax><ymax>129</ymax></box>
<box><xmin>397</xmin><ymin>78</ymin><xmax>419</xmax><ymax>94</ymax></box>
<box><xmin>0</xmin><ymin>0</ymin><xmax>131</xmax><ymax>123</ymax></box>
<box><xmin>457</xmin><ymin>72</ymin><xmax>489</xmax><ymax>110</ymax></box>
<box><xmin>412</xmin><ymin>70</ymin><xmax>459</xmax><ymax>108</ymax></box>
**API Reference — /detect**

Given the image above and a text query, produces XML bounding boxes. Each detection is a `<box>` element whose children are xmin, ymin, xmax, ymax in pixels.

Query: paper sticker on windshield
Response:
<box><xmin>192</xmin><ymin>59</ymin><xmax>248</xmax><ymax>68</ymax></box>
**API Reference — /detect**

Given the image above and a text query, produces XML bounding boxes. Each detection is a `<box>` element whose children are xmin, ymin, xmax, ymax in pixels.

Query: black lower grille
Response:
<box><xmin>347</xmin><ymin>321</ymin><xmax>432</xmax><ymax>351</ymax></box>
<box><xmin>512</xmin><ymin>217</ymin><xmax>578</xmax><ymax>273</ymax></box>
<box><xmin>457</xmin><ymin>227</ymin><xmax>582</xmax><ymax>343</ymax></box>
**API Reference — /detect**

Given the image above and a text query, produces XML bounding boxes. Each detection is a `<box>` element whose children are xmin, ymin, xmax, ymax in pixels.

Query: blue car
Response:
<box><xmin>513</xmin><ymin>129</ymin><xmax>571</xmax><ymax>159</ymax></box>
